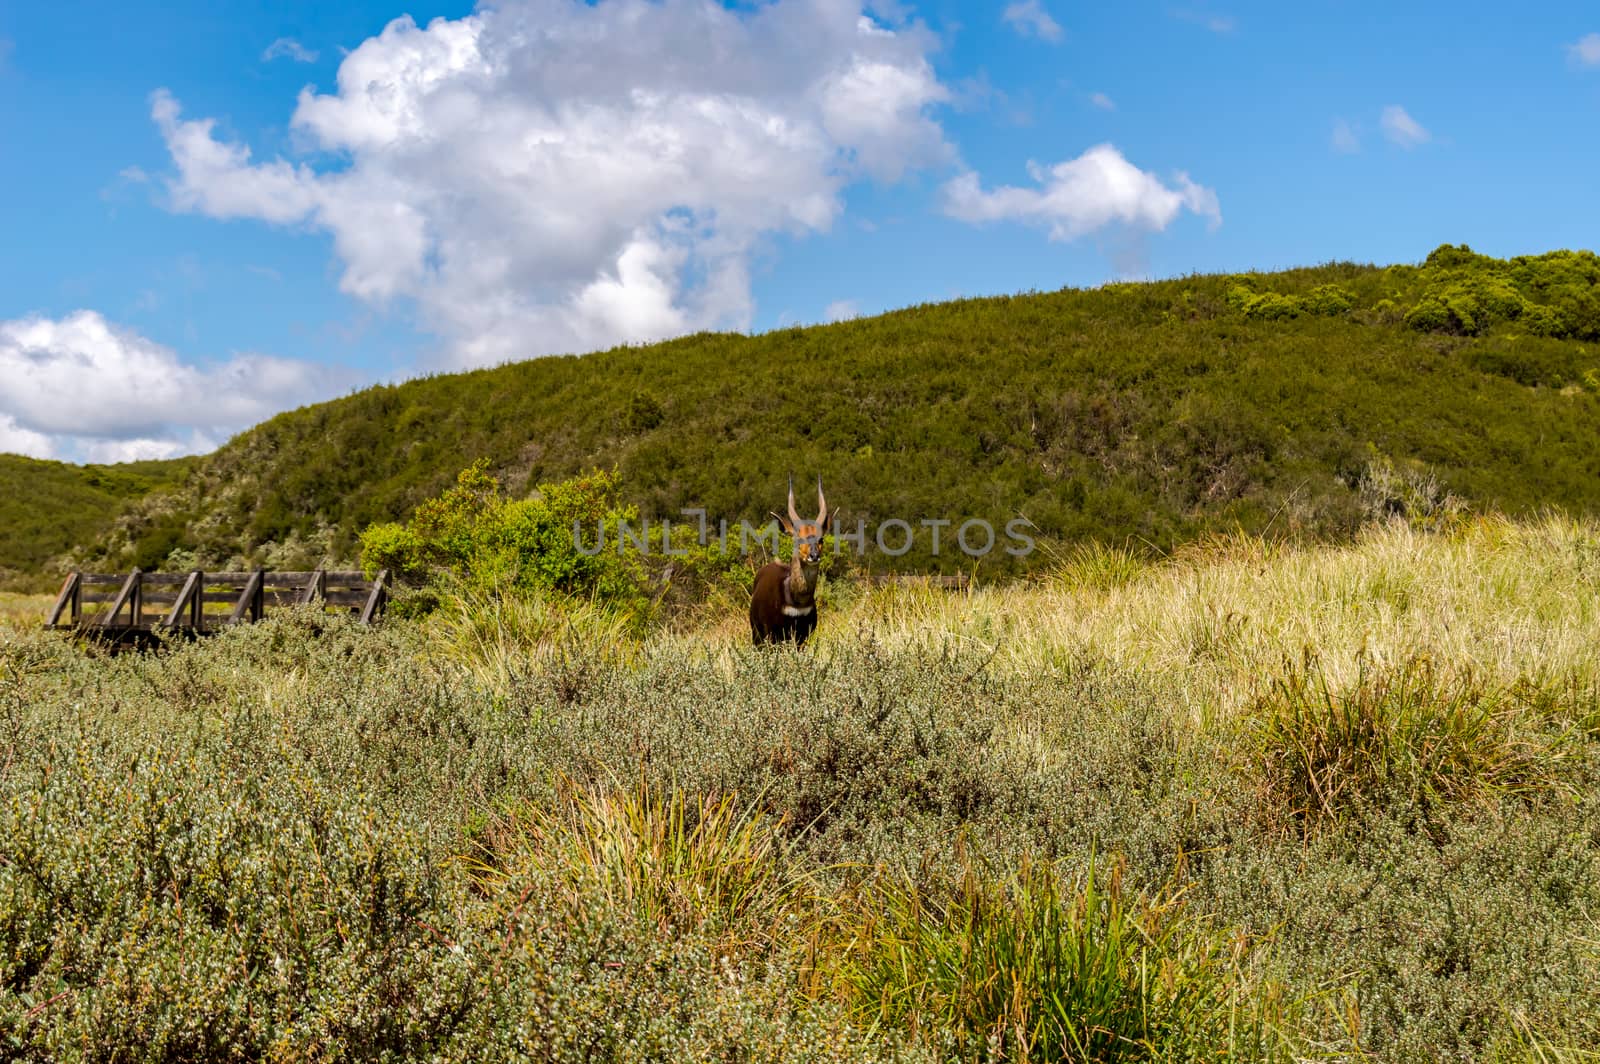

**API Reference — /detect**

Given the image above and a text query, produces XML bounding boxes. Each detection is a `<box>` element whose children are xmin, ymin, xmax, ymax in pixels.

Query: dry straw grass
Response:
<box><xmin>818</xmin><ymin>514</ymin><xmax>1600</xmax><ymax>721</ymax></box>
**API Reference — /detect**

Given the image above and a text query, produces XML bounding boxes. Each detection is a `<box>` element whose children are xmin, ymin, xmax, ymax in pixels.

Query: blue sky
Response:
<box><xmin>2</xmin><ymin>1</ymin><xmax>1598</xmax><ymax>462</ymax></box>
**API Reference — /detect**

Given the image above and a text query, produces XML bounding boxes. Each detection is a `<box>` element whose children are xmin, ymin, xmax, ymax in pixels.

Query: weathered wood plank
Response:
<box><xmin>99</xmin><ymin>570</ymin><xmax>140</xmax><ymax>627</ymax></box>
<box><xmin>46</xmin><ymin>573</ymin><xmax>80</xmax><ymax>627</ymax></box>
<box><xmin>228</xmin><ymin>570</ymin><xmax>265</xmax><ymax>625</ymax></box>
<box><xmin>298</xmin><ymin>569</ymin><xmax>326</xmax><ymax>606</ymax></box>
<box><xmin>162</xmin><ymin>571</ymin><xmax>203</xmax><ymax>629</ymax></box>
<box><xmin>359</xmin><ymin>570</ymin><xmax>388</xmax><ymax>625</ymax></box>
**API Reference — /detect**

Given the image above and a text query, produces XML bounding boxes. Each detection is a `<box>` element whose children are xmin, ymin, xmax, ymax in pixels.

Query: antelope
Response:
<box><xmin>750</xmin><ymin>475</ymin><xmax>834</xmax><ymax>647</ymax></box>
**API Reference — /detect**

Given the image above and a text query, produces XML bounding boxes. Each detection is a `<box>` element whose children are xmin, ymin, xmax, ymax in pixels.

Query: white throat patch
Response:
<box><xmin>781</xmin><ymin>605</ymin><xmax>815</xmax><ymax>617</ymax></box>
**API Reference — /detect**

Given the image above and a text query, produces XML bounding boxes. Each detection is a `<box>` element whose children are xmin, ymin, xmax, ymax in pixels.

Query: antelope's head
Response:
<box><xmin>772</xmin><ymin>474</ymin><xmax>833</xmax><ymax>568</ymax></box>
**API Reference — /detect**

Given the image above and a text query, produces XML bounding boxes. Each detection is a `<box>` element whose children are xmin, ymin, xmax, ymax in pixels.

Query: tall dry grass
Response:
<box><xmin>823</xmin><ymin>514</ymin><xmax>1600</xmax><ymax>717</ymax></box>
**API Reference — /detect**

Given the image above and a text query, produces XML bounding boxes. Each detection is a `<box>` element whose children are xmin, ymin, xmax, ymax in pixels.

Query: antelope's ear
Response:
<box><xmin>769</xmin><ymin>511</ymin><xmax>793</xmax><ymax>534</ymax></box>
<box><xmin>823</xmin><ymin>507</ymin><xmax>840</xmax><ymax>533</ymax></box>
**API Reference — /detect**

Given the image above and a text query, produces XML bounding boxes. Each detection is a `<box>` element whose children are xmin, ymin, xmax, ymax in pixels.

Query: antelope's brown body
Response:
<box><xmin>749</xmin><ymin>561</ymin><xmax>819</xmax><ymax>646</ymax></box>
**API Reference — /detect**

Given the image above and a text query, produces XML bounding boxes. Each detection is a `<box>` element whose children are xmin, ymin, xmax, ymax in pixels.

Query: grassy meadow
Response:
<box><xmin>3</xmin><ymin>514</ymin><xmax>1599</xmax><ymax>1060</ymax></box>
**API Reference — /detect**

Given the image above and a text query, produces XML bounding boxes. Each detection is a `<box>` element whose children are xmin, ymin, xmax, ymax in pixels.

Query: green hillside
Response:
<box><xmin>0</xmin><ymin>454</ymin><xmax>196</xmax><ymax>590</ymax></box>
<box><xmin>71</xmin><ymin>244</ymin><xmax>1600</xmax><ymax>576</ymax></box>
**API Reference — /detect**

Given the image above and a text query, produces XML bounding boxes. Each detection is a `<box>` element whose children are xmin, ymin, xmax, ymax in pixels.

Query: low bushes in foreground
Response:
<box><xmin>3</xmin><ymin>516</ymin><xmax>1600</xmax><ymax>1059</ymax></box>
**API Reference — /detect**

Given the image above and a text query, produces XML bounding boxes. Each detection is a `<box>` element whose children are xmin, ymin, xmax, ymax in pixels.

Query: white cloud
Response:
<box><xmin>1089</xmin><ymin>91</ymin><xmax>1116</xmax><ymax>111</ymax></box>
<box><xmin>1331</xmin><ymin>117</ymin><xmax>1360</xmax><ymax>154</ymax></box>
<box><xmin>0</xmin><ymin>415</ymin><xmax>52</xmax><ymax>460</ymax></box>
<box><xmin>1569</xmin><ymin>33</ymin><xmax>1600</xmax><ymax>67</ymax></box>
<box><xmin>152</xmin><ymin>1</ymin><xmax>952</xmax><ymax>367</ymax></box>
<box><xmin>942</xmin><ymin>144</ymin><xmax>1220</xmax><ymax>241</ymax></box>
<box><xmin>824</xmin><ymin>299</ymin><xmax>859</xmax><ymax>322</ymax></box>
<box><xmin>1380</xmin><ymin>104</ymin><xmax>1430</xmax><ymax>148</ymax></box>
<box><xmin>84</xmin><ymin>438</ymin><xmax>195</xmax><ymax>464</ymax></box>
<box><xmin>0</xmin><ymin>311</ymin><xmax>331</xmax><ymax>462</ymax></box>
<box><xmin>1002</xmin><ymin>1</ymin><xmax>1063</xmax><ymax>43</ymax></box>
<box><xmin>262</xmin><ymin>37</ymin><xmax>319</xmax><ymax>63</ymax></box>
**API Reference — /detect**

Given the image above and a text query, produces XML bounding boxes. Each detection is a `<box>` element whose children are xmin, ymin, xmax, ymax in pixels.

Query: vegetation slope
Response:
<box><xmin>71</xmin><ymin>244</ymin><xmax>1600</xmax><ymax>577</ymax></box>
<box><xmin>0</xmin><ymin>454</ymin><xmax>194</xmax><ymax>590</ymax></box>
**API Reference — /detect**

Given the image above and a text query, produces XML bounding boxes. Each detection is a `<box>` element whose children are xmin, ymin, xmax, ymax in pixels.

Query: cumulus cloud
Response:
<box><xmin>1569</xmin><ymin>33</ymin><xmax>1600</xmax><ymax>67</ymax></box>
<box><xmin>1002</xmin><ymin>1</ymin><xmax>1063</xmax><ymax>43</ymax></box>
<box><xmin>152</xmin><ymin>1</ymin><xmax>952</xmax><ymax>367</ymax></box>
<box><xmin>942</xmin><ymin>144</ymin><xmax>1220</xmax><ymax>241</ymax></box>
<box><xmin>1089</xmin><ymin>91</ymin><xmax>1116</xmax><ymax>111</ymax></box>
<box><xmin>262</xmin><ymin>37</ymin><xmax>318</xmax><ymax>63</ymax></box>
<box><xmin>1380</xmin><ymin>104</ymin><xmax>1430</xmax><ymax>148</ymax></box>
<box><xmin>823</xmin><ymin>299</ymin><xmax>859</xmax><ymax>322</ymax></box>
<box><xmin>1331</xmin><ymin>117</ymin><xmax>1360</xmax><ymax>154</ymax></box>
<box><xmin>0</xmin><ymin>311</ymin><xmax>331</xmax><ymax>461</ymax></box>
<box><xmin>0</xmin><ymin>415</ymin><xmax>52</xmax><ymax>460</ymax></box>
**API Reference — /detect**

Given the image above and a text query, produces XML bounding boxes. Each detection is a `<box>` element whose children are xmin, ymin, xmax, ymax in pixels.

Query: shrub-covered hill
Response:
<box><xmin>84</xmin><ymin>245</ymin><xmax>1600</xmax><ymax>575</ymax></box>
<box><xmin>0</xmin><ymin>454</ymin><xmax>195</xmax><ymax>590</ymax></box>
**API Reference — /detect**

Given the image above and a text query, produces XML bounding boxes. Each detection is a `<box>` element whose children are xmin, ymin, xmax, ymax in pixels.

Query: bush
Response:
<box><xmin>1303</xmin><ymin>284</ymin><xmax>1356</xmax><ymax>316</ymax></box>
<box><xmin>1251</xmin><ymin>652</ymin><xmax>1575</xmax><ymax>829</ymax></box>
<box><xmin>1404</xmin><ymin>246</ymin><xmax>1600</xmax><ymax>340</ymax></box>
<box><xmin>819</xmin><ymin>851</ymin><xmax>1289</xmax><ymax>1061</ymax></box>
<box><xmin>360</xmin><ymin>462</ymin><xmax>651</xmax><ymax>609</ymax></box>
<box><xmin>1226</xmin><ymin>285</ymin><xmax>1304</xmax><ymax>320</ymax></box>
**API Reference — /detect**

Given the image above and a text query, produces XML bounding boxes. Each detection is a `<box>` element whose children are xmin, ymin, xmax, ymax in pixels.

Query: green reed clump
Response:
<box><xmin>467</xmin><ymin>778</ymin><xmax>801</xmax><ymax>955</ymax></box>
<box><xmin>1051</xmin><ymin>541</ymin><xmax>1150</xmax><ymax>593</ymax></box>
<box><xmin>815</xmin><ymin>849</ymin><xmax>1291</xmax><ymax>1062</ymax></box>
<box><xmin>1252</xmin><ymin>652</ymin><xmax>1577</xmax><ymax>828</ymax></box>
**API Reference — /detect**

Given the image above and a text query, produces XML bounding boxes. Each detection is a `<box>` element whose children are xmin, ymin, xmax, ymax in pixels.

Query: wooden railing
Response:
<box><xmin>46</xmin><ymin>569</ymin><xmax>389</xmax><ymax>635</ymax></box>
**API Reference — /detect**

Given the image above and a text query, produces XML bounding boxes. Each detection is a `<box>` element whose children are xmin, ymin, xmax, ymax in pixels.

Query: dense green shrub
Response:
<box><xmin>1302</xmin><ymin>283</ymin><xmax>1357</xmax><ymax>316</ymax></box>
<box><xmin>360</xmin><ymin>462</ymin><xmax>750</xmax><ymax>622</ymax></box>
<box><xmin>1224</xmin><ymin>282</ymin><xmax>1354</xmax><ymax>321</ymax></box>
<box><xmin>360</xmin><ymin>462</ymin><xmax>649</xmax><ymax>607</ymax></box>
<box><xmin>1403</xmin><ymin>245</ymin><xmax>1600</xmax><ymax>340</ymax></box>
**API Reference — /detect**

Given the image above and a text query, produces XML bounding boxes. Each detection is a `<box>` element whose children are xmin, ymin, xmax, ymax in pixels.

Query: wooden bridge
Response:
<box><xmin>47</xmin><ymin>569</ymin><xmax>389</xmax><ymax>642</ymax></box>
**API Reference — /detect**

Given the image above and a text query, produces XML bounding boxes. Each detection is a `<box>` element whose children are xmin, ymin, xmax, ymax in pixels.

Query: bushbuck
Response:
<box><xmin>750</xmin><ymin>475</ymin><xmax>833</xmax><ymax>647</ymax></box>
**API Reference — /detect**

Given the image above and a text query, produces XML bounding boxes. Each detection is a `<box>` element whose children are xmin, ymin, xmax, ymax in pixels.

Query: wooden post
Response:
<box><xmin>299</xmin><ymin>569</ymin><xmax>326</xmax><ymax>606</ymax></box>
<box><xmin>101</xmin><ymin>569</ymin><xmax>141</xmax><ymax>628</ymax></box>
<box><xmin>192</xmin><ymin>571</ymin><xmax>204</xmax><ymax>630</ymax></box>
<box><xmin>229</xmin><ymin>569</ymin><xmax>265</xmax><ymax>626</ymax></box>
<box><xmin>46</xmin><ymin>572</ymin><xmax>81</xmax><ymax>628</ymax></box>
<box><xmin>163</xmin><ymin>571</ymin><xmax>203</xmax><ymax>630</ymax></box>
<box><xmin>358</xmin><ymin>570</ymin><xmax>388</xmax><ymax>625</ymax></box>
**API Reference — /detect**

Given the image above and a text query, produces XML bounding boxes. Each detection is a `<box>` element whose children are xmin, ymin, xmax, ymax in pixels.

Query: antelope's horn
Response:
<box><xmin>787</xmin><ymin>474</ymin><xmax>801</xmax><ymax>529</ymax></box>
<box><xmin>816</xmin><ymin>475</ymin><xmax>828</xmax><ymax>527</ymax></box>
